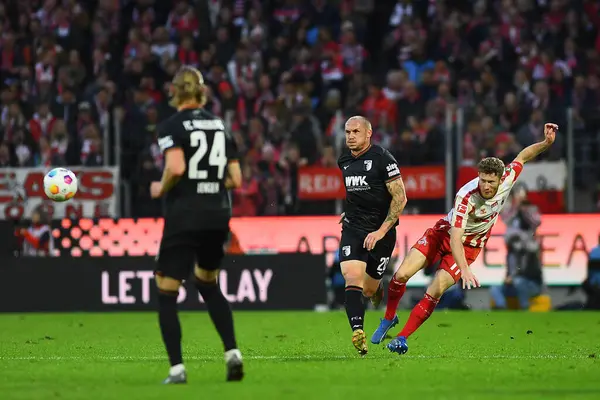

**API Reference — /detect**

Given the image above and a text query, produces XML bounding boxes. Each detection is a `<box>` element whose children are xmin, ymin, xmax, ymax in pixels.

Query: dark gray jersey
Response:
<box><xmin>337</xmin><ymin>144</ymin><xmax>401</xmax><ymax>234</ymax></box>
<box><xmin>157</xmin><ymin>108</ymin><xmax>238</xmax><ymax>230</ymax></box>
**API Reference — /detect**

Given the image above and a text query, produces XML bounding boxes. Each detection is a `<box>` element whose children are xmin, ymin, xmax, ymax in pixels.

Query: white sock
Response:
<box><xmin>170</xmin><ymin>363</ymin><xmax>185</xmax><ymax>376</ymax></box>
<box><xmin>224</xmin><ymin>349</ymin><xmax>242</xmax><ymax>363</ymax></box>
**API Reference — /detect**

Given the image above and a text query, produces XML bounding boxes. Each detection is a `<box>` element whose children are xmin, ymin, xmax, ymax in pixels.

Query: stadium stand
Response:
<box><xmin>1</xmin><ymin>0</ymin><xmax>599</xmax><ymax>216</ymax></box>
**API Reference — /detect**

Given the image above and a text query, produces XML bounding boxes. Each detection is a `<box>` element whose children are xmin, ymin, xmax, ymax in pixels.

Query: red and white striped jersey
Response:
<box><xmin>435</xmin><ymin>161</ymin><xmax>524</xmax><ymax>247</ymax></box>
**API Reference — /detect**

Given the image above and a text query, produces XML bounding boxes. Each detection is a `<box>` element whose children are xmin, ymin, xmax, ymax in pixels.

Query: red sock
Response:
<box><xmin>398</xmin><ymin>293</ymin><xmax>439</xmax><ymax>338</ymax></box>
<box><xmin>384</xmin><ymin>277</ymin><xmax>406</xmax><ymax>320</ymax></box>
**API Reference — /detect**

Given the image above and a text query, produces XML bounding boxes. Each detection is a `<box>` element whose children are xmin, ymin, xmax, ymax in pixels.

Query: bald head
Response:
<box><xmin>346</xmin><ymin>115</ymin><xmax>372</xmax><ymax>132</ymax></box>
<box><xmin>345</xmin><ymin>115</ymin><xmax>372</xmax><ymax>154</ymax></box>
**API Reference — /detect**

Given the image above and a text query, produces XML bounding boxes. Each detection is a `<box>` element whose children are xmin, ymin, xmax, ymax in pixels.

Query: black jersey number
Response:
<box><xmin>188</xmin><ymin>130</ymin><xmax>228</xmax><ymax>180</ymax></box>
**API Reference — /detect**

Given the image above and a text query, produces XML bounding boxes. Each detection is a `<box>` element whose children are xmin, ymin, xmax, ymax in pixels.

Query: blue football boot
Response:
<box><xmin>370</xmin><ymin>315</ymin><xmax>399</xmax><ymax>344</ymax></box>
<box><xmin>387</xmin><ymin>335</ymin><xmax>409</xmax><ymax>355</ymax></box>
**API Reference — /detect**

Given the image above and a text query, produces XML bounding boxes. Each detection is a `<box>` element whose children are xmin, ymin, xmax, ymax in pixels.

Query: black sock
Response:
<box><xmin>158</xmin><ymin>290</ymin><xmax>183</xmax><ymax>367</ymax></box>
<box><xmin>345</xmin><ymin>285</ymin><xmax>365</xmax><ymax>331</ymax></box>
<box><xmin>196</xmin><ymin>279</ymin><xmax>237</xmax><ymax>351</ymax></box>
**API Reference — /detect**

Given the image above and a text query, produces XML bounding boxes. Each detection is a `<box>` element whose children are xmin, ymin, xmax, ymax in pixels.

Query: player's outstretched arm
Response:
<box><xmin>514</xmin><ymin>123</ymin><xmax>557</xmax><ymax>165</ymax></box>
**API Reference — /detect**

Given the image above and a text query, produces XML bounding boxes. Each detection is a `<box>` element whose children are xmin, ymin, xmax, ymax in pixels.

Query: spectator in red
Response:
<box><xmin>28</xmin><ymin>102</ymin><xmax>57</xmax><ymax>142</ymax></box>
<box><xmin>361</xmin><ymin>81</ymin><xmax>397</xmax><ymax>131</ymax></box>
<box><xmin>232</xmin><ymin>163</ymin><xmax>261</xmax><ymax>217</ymax></box>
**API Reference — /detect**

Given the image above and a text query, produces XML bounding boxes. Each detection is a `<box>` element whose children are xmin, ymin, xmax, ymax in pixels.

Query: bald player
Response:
<box><xmin>337</xmin><ymin>116</ymin><xmax>408</xmax><ymax>355</ymax></box>
<box><xmin>150</xmin><ymin>66</ymin><xmax>244</xmax><ymax>383</ymax></box>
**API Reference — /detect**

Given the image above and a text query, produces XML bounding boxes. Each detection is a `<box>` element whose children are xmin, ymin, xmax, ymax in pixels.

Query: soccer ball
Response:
<box><xmin>43</xmin><ymin>168</ymin><xmax>78</xmax><ymax>202</ymax></box>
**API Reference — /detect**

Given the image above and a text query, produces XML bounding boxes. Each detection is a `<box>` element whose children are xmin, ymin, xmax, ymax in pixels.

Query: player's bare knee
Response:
<box><xmin>361</xmin><ymin>276</ymin><xmax>380</xmax><ymax>298</ymax></box>
<box><xmin>426</xmin><ymin>270</ymin><xmax>455</xmax><ymax>299</ymax></box>
<box><xmin>394</xmin><ymin>248</ymin><xmax>427</xmax><ymax>283</ymax></box>
<box><xmin>394</xmin><ymin>264</ymin><xmax>414</xmax><ymax>283</ymax></box>
<box><xmin>341</xmin><ymin>261</ymin><xmax>364</xmax><ymax>287</ymax></box>
<box><xmin>394</xmin><ymin>271</ymin><xmax>411</xmax><ymax>284</ymax></box>
<box><xmin>344</xmin><ymin>276</ymin><xmax>362</xmax><ymax>288</ymax></box>
<box><xmin>194</xmin><ymin>265</ymin><xmax>219</xmax><ymax>284</ymax></box>
<box><xmin>155</xmin><ymin>274</ymin><xmax>181</xmax><ymax>293</ymax></box>
<box><xmin>362</xmin><ymin>287</ymin><xmax>376</xmax><ymax>298</ymax></box>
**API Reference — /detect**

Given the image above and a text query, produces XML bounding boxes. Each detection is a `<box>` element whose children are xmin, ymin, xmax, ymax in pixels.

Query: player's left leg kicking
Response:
<box><xmin>386</xmin><ymin>268</ymin><xmax>455</xmax><ymax>355</ymax></box>
<box><xmin>387</xmin><ymin>249</ymin><xmax>480</xmax><ymax>355</ymax></box>
<box><xmin>371</xmin><ymin>228</ymin><xmax>440</xmax><ymax>345</ymax></box>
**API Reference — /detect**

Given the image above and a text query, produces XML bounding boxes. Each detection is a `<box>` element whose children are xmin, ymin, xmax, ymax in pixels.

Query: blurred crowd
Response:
<box><xmin>1</xmin><ymin>0</ymin><xmax>599</xmax><ymax>217</ymax></box>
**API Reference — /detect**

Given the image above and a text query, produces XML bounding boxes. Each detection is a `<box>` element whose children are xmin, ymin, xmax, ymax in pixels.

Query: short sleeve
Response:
<box><xmin>452</xmin><ymin>194</ymin><xmax>474</xmax><ymax>229</ymax></box>
<box><xmin>504</xmin><ymin>161</ymin><xmax>524</xmax><ymax>182</ymax></box>
<box><xmin>157</xmin><ymin>123</ymin><xmax>184</xmax><ymax>154</ymax></box>
<box><xmin>380</xmin><ymin>150</ymin><xmax>401</xmax><ymax>183</ymax></box>
<box><xmin>225</xmin><ymin>130</ymin><xmax>239</xmax><ymax>161</ymax></box>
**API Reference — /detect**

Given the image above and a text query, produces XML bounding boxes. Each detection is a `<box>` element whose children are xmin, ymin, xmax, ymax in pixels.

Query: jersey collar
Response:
<box><xmin>351</xmin><ymin>144</ymin><xmax>371</xmax><ymax>158</ymax></box>
<box><xmin>178</xmin><ymin>104</ymin><xmax>202</xmax><ymax>111</ymax></box>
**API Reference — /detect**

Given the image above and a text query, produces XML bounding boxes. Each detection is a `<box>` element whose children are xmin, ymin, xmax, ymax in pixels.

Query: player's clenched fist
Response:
<box><xmin>543</xmin><ymin>123</ymin><xmax>558</xmax><ymax>145</ymax></box>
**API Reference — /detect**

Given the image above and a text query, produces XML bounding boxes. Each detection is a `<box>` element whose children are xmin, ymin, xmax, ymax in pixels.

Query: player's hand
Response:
<box><xmin>461</xmin><ymin>267</ymin><xmax>480</xmax><ymax>290</ymax></box>
<box><xmin>339</xmin><ymin>212</ymin><xmax>345</xmax><ymax>224</ymax></box>
<box><xmin>364</xmin><ymin>229</ymin><xmax>385</xmax><ymax>251</ymax></box>
<box><xmin>150</xmin><ymin>182</ymin><xmax>163</xmax><ymax>199</ymax></box>
<box><xmin>543</xmin><ymin>123</ymin><xmax>558</xmax><ymax>145</ymax></box>
<box><xmin>504</xmin><ymin>276</ymin><xmax>513</xmax><ymax>285</ymax></box>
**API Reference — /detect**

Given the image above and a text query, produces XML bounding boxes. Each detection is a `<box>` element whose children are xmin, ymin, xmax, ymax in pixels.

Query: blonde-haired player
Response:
<box><xmin>150</xmin><ymin>66</ymin><xmax>244</xmax><ymax>383</ymax></box>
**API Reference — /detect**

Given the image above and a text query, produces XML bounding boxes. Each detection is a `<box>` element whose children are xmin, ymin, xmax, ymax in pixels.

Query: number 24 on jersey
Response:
<box><xmin>188</xmin><ymin>130</ymin><xmax>228</xmax><ymax>180</ymax></box>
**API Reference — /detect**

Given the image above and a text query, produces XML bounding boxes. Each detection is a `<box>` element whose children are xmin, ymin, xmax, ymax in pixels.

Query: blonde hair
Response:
<box><xmin>169</xmin><ymin>65</ymin><xmax>207</xmax><ymax>108</ymax></box>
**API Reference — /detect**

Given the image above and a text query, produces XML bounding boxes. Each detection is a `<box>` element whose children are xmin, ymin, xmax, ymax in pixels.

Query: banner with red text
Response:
<box><xmin>457</xmin><ymin>161</ymin><xmax>566</xmax><ymax>213</ymax></box>
<box><xmin>50</xmin><ymin>214</ymin><xmax>596</xmax><ymax>286</ymax></box>
<box><xmin>0</xmin><ymin>167</ymin><xmax>119</xmax><ymax>219</ymax></box>
<box><xmin>298</xmin><ymin>165</ymin><xmax>445</xmax><ymax>200</ymax></box>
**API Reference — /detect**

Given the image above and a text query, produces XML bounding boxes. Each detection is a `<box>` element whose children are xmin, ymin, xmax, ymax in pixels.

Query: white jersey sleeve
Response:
<box><xmin>501</xmin><ymin>161</ymin><xmax>524</xmax><ymax>188</ymax></box>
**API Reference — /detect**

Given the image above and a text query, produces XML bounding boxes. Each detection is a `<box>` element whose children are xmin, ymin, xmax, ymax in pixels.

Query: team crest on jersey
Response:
<box><xmin>342</xmin><ymin>245</ymin><xmax>351</xmax><ymax>256</ymax></box>
<box><xmin>363</xmin><ymin>160</ymin><xmax>372</xmax><ymax>171</ymax></box>
<box><xmin>417</xmin><ymin>236</ymin><xmax>428</xmax><ymax>246</ymax></box>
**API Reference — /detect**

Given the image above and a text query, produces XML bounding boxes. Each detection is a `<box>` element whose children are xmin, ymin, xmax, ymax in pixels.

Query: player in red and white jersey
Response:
<box><xmin>371</xmin><ymin>123</ymin><xmax>558</xmax><ymax>354</ymax></box>
<box><xmin>438</xmin><ymin>156</ymin><xmax>523</xmax><ymax>249</ymax></box>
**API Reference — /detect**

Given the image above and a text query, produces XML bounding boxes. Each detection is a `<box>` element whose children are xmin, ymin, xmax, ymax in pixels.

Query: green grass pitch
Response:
<box><xmin>1</xmin><ymin>311</ymin><xmax>599</xmax><ymax>399</ymax></box>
